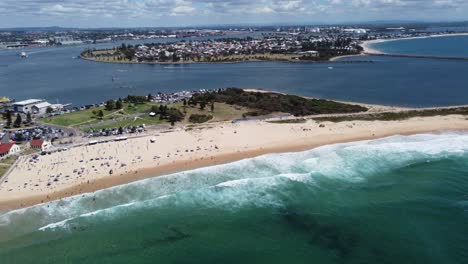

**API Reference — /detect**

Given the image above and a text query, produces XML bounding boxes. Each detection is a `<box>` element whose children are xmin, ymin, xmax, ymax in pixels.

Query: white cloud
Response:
<box><xmin>0</xmin><ymin>0</ymin><xmax>467</xmax><ymax>27</ymax></box>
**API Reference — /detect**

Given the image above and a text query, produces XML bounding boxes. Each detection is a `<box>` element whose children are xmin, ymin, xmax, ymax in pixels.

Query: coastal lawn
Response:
<box><xmin>174</xmin><ymin>102</ymin><xmax>251</xmax><ymax>123</ymax></box>
<box><xmin>0</xmin><ymin>155</ymin><xmax>18</xmax><ymax>177</ymax></box>
<box><xmin>41</xmin><ymin>106</ymin><xmax>117</xmax><ymax>127</ymax></box>
<box><xmin>40</xmin><ymin>102</ymin><xmax>159</xmax><ymax>127</ymax></box>
<box><xmin>41</xmin><ymin>88</ymin><xmax>369</xmax><ymax>131</ymax></box>
<box><xmin>88</xmin><ymin>102</ymin><xmax>250</xmax><ymax>130</ymax></box>
<box><xmin>20</xmin><ymin>148</ymin><xmax>40</xmax><ymax>156</ymax></box>
<box><xmin>84</xmin><ymin>115</ymin><xmax>167</xmax><ymax>131</ymax></box>
<box><xmin>41</xmin><ymin>100</ymin><xmax>251</xmax><ymax>132</ymax></box>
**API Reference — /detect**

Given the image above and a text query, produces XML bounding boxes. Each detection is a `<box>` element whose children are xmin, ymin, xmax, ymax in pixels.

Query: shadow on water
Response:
<box><xmin>75</xmin><ymin>225</ymin><xmax>191</xmax><ymax>262</ymax></box>
<box><xmin>280</xmin><ymin>207</ymin><xmax>359</xmax><ymax>260</ymax></box>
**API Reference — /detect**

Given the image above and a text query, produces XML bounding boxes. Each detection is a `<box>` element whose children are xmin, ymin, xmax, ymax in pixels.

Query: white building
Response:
<box><xmin>31</xmin><ymin>102</ymin><xmax>52</xmax><ymax>115</ymax></box>
<box><xmin>30</xmin><ymin>139</ymin><xmax>51</xmax><ymax>151</ymax></box>
<box><xmin>0</xmin><ymin>143</ymin><xmax>20</xmax><ymax>159</ymax></box>
<box><xmin>343</xmin><ymin>28</ymin><xmax>367</xmax><ymax>34</ymax></box>
<box><xmin>13</xmin><ymin>99</ymin><xmax>44</xmax><ymax>113</ymax></box>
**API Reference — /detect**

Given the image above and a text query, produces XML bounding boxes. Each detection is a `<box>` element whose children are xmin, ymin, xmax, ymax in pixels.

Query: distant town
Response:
<box><xmin>1</xmin><ymin>22</ymin><xmax>467</xmax><ymax>50</ymax></box>
<box><xmin>0</xmin><ymin>28</ymin><xmax>228</xmax><ymax>49</ymax></box>
<box><xmin>81</xmin><ymin>32</ymin><xmax>363</xmax><ymax>63</ymax></box>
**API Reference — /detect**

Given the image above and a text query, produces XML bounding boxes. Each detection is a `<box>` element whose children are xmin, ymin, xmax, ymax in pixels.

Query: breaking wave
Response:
<box><xmin>2</xmin><ymin>132</ymin><xmax>468</xmax><ymax>240</ymax></box>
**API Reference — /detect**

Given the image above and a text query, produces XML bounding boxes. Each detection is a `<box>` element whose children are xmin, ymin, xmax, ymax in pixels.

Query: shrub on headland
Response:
<box><xmin>192</xmin><ymin>88</ymin><xmax>368</xmax><ymax>117</ymax></box>
<box><xmin>189</xmin><ymin>114</ymin><xmax>213</xmax><ymax>123</ymax></box>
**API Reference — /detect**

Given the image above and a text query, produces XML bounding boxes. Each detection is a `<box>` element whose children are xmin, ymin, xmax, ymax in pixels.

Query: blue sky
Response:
<box><xmin>1</xmin><ymin>0</ymin><xmax>467</xmax><ymax>28</ymax></box>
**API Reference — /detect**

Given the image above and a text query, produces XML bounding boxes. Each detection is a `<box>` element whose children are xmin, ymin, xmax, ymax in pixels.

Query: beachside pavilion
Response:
<box><xmin>0</xmin><ymin>143</ymin><xmax>20</xmax><ymax>159</ymax></box>
<box><xmin>29</xmin><ymin>139</ymin><xmax>50</xmax><ymax>151</ymax></box>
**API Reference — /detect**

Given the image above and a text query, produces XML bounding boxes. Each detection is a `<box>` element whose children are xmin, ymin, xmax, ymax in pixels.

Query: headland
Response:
<box><xmin>1</xmin><ymin>88</ymin><xmax>468</xmax><ymax>213</ymax></box>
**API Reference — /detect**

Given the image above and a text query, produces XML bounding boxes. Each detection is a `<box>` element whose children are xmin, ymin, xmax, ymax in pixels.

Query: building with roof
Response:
<box><xmin>30</xmin><ymin>139</ymin><xmax>50</xmax><ymax>151</ymax></box>
<box><xmin>13</xmin><ymin>99</ymin><xmax>45</xmax><ymax>113</ymax></box>
<box><xmin>31</xmin><ymin>102</ymin><xmax>52</xmax><ymax>115</ymax></box>
<box><xmin>0</xmin><ymin>143</ymin><xmax>20</xmax><ymax>159</ymax></box>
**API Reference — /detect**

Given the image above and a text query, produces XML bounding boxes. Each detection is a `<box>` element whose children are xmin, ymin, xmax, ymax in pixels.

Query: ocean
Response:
<box><xmin>369</xmin><ymin>34</ymin><xmax>468</xmax><ymax>57</ymax></box>
<box><xmin>1</xmin><ymin>133</ymin><xmax>468</xmax><ymax>263</ymax></box>
<box><xmin>1</xmin><ymin>35</ymin><xmax>468</xmax><ymax>107</ymax></box>
<box><xmin>1</xmin><ymin>35</ymin><xmax>468</xmax><ymax>263</ymax></box>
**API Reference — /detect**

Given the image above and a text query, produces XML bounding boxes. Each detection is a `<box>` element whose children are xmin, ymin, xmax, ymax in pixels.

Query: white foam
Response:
<box><xmin>3</xmin><ymin>132</ymin><xmax>468</xmax><ymax>236</ymax></box>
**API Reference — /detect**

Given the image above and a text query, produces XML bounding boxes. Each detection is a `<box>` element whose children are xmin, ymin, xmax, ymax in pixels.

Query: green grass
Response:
<box><xmin>41</xmin><ymin>102</ymin><xmax>159</xmax><ymax>128</ymax></box>
<box><xmin>41</xmin><ymin>106</ymin><xmax>117</xmax><ymax>127</ymax></box>
<box><xmin>1</xmin><ymin>155</ymin><xmax>17</xmax><ymax>165</ymax></box>
<box><xmin>174</xmin><ymin>102</ymin><xmax>249</xmax><ymax>123</ymax></box>
<box><xmin>0</xmin><ymin>155</ymin><xmax>18</xmax><ymax>177</ymax></box>
<box><xmin>124</xmin><ymin>103</ymin><xmax>157</xmax><ymax>114</ymax></box>
<box><xmin>21</xmin><ymin>148</ymin><xmax>40</xmax><ymax>156</ymax></box>
<box><xmin>42</xmin><ymin>100</ymin><xmax>249</xmax><ymax>131</ymax></box>
<box><xmin>0</xmin><ymin>166</ymin><xmax>9</xmax><ymax>177</ymax></box>
<box><xmin>85</xmin><ymin>115</ymin><xmax>167</xmax><ymax>131</ymax></box>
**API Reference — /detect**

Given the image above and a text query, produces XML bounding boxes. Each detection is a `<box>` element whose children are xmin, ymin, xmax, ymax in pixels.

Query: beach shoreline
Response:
<box><xmin>360</xmin><ymin>32</ymin><xmax>468</xmax><ymax>54</ymax></box>
<box><xmin>1</xmin><ymin>114</ymin><xmax>468</xmax><ymax>213</ymax></box>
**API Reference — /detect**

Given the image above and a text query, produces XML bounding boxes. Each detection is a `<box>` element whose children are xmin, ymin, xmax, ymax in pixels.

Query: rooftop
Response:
<box><xmin>30</xmin><ymin>139</ymin><xmax>44</xmax><ymax>147</ymax></box>
<box><xmin>33</xmin><ymin>102</ymin><xmax>52</xmax><ymax>109</ymax></box>
<box><xmin>0</xmin><ymin>143</ymin><xmax>14</xmax><ymax>155</ymax></box>
<box><xmin>14</xmin><ymin>99</ymin><xmax>44</xmax><ymax>106</ymax></box>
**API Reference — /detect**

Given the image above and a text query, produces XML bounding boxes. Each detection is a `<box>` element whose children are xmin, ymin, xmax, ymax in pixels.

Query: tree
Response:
<box><xmin>166</xmin><ymin>108</ymin><xmax>185</xmax><ymax>124</ymax></box>
<box><xmin>46</xmin><ymin>107</ymin><xmax>54</xmax><ymax>114</ymax></box>
<box><xmin>172</xmin><ymin>53</ymin><xmax>179</xmax><ymax>62</ymax></box>
<box><xmin>188</xmin><ymin>98</ymin><xmax>196</xmax><ymax>107</ymax></box>
<box><xmin>183</xmin><ymin>99</ymin><xmax>187</xmax><ymax>106</ymax></box>
<box><xmin>98</xmin><ymin>110</ymin><xmax>104</xmax><ymax>118</ymax></box>
<box><xmin>210</xmin><ymin>103</ymin><xmax>214</xmax><ymax>112</ymax></box>
<box><xmin>5</xmin><ymin>110</ymin><xmax>12</xmax><ymax>127</ymax></box>
<box><xmin>151</xmin><ymin>105</ymin><xmax>159</xmax><ymax>113</ymax></box>
<box><xmin>26</xmin><ymin>112</ymin><xmax>32</xmax><ymax>124</ymax></box>
<box><xmin>200</xmin><ymin>101</ymin><xmax>206</xmax><ymax>110</ymax></box>
<box><xmin>147</xmin><ymin>93</ymin><xmax>153</xmax><ymax>102</ymax></box>
<box><xmin>15</xmin><ymin>133</ymin><xmax>24</xmax><ymax>142</ymax></box>
<box><xmin>159</xmin><ymin>105</ymin><xmax>166</xmax><ymax>116</ymax></box>
<box><xmin>14</xmin><ymin>113</ymin><xmax>22</xmax><ymax>128</ymax></box>
<box><xmin>115</xmin><ymin>99</ymin><xmax>123</xmax><ymax>109</ymax></box>
<box><xmin>105</xmin><ymin>99</ymin><xmax>115</xmax><ymax>111</ymax></box>
<box><xmin>118</xmin><ymin>126</ymin><xmax>124</xmax><ymax>134</ymax></box>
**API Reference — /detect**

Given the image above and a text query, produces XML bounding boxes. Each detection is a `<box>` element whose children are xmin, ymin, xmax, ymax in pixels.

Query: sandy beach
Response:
<box><xmin>360</xmin><ymin>32</ymin><xmax>468</xmax><ymax>54</ymax></box>
<box><xmin>1</xmin><ymin>114</ymin><xmax>467</xmax><ymax>212</ymax></box>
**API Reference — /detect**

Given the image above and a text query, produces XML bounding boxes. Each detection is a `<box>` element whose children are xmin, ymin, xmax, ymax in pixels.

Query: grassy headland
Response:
<box><xmin>40</xmin><ymin>89</ymin><xmax>369</xmax><ymax>132</ymax></box>
<box><xmin>192</xmin><ymin>88</ymin><xmax>368</xmax><ymax>117</ymax></box>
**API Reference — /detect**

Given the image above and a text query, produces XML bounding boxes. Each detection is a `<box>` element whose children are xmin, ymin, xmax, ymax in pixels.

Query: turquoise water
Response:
<box><xmin>1</xmin><ymin>133</ymin><xmax>468</xmax><ymax>263</ymax></box>
<box><xmin>370</xmin><ymin>35</ymin><xmax>468</xmax><ymax>57</ymax></box>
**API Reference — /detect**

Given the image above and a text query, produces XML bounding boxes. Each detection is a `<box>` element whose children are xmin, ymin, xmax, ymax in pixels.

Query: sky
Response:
<box><xmin>0</xmin><ymin>0</ymin><xmax>467</xmax><ymax>28</ymax></box>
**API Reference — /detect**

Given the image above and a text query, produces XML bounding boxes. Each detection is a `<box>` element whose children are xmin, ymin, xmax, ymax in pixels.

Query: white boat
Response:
<box><xmin>328</xmin><ymin>66</ymin><xmax>333</xmax><ymax>70</ymax></box>
<box><xmin>20</xmin><ymin>51</ymin><xmax>28</xmax><ymax>58</ymax></box>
